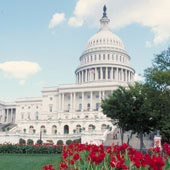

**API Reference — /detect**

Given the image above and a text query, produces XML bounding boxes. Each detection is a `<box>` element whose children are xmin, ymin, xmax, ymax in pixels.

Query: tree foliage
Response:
<box><xmin>101</xmin><ymin>83</ymin><xmax>154</xmax><ymax>149</ymax></box>
<box><xmin>144</xmin><ymin>47</ymin><xmax>170</xmax><ymax>143</ymax></box>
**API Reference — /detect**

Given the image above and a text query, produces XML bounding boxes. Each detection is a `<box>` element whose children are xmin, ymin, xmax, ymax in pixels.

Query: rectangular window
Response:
<box><xmin>49</xmin><ymin>105</ymin><xmax>53</xmax><ymax>112</ymax></box>
<box><xmin>27</xmin><ymin>113</ymin><xmax>31</xmax><ymax>120</ymax></box>
<box><xmin>21</xmin><ymin>113</ymin><xmax>24</xmax><ymax>120</ymax></box>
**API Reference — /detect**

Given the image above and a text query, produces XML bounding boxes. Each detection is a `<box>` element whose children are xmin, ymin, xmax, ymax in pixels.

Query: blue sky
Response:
<box><xmin>0</xmin><ymin>0</ymin><xmax>170</xmax><ymax>101</ymax></box>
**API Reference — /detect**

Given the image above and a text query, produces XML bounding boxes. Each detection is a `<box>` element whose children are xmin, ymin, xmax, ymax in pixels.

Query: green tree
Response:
<box><xmin>144</xmin><ymin>48</ymin><xmax>170</xmax><ymax>143</ymax></box>
<box><xmin>101</xmin><ymin>86</ymin><xmax>132</xmax><ymax>145</ymax></box>
<box><xmin>101</xmin><ymin>83</ymin><xmax>154</xmax><ymax>150</ymax></box>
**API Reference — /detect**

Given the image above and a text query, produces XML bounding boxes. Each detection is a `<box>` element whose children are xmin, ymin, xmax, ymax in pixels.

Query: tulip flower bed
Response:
<box><xmin>43</xmin><ymin>143</ymin><xmax>170</xmax><ymax>170</ymax></box>
<box><xmin>0</xmin><ymin>143</ymin><xmax>63</xmax><ymax>154</ymax></box>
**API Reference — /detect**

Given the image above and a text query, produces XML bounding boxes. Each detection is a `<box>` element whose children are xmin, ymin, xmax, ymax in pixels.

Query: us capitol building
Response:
<box><xmin>0</xmin><ymin>6</ymin><xmax>135</xmax><ymax>144</ymax></box>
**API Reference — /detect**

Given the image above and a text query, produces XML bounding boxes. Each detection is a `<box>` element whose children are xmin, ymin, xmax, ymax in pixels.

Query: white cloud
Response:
<box><xmin>49</xmin><ymin>13</ymin><xmax>65</xmax><ymax>29</ymax></box>
<box><xmin>19</xmin><ymin>80</ymin><xmax>25</xmax><ymax>86</ymax></box>
<box><xmin>69</xmin><ymin>0</ymin><xmax>170</xmax><ymax>44</ymax></box>
<box><xmin>68</xmin><ymin>17</ymin><xmax>83</xmax><ymax>27</ymax></box>
<box><xmin>0</xmin><ymin>61</ymin><xmax>41</xmax><ymax>85</ymax></box>
<box><xmin>145</xmin><ymin>41</ymin><xmax>152</xmax><ymax>48</ymax></box>
<box><xmin>134</xmin><ymin>73</ymin><xmax>143</xmax><ymax>82</ymax></box>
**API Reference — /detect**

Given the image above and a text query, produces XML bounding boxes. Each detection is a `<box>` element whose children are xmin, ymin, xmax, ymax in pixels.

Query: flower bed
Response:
<box><xmin>43</xmin><ymin>143</ymin><xmax>170</xmax><ymax>170</ymax></box>
<box><xmin>0</xmin><ymin>143</ymin><xmax>62</xmax><ymax>154</ymax></box>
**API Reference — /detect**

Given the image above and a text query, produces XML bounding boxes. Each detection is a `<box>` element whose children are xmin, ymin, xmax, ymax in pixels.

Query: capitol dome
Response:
<box><xmin>85</xmin><ymin>30</ymin><xmax>125</xmax><ymax>51</ymax></box>
<box><xmin>75</xmin><ymin>5</ymin><xmax>135</xmax><ymax>84</ymax></box>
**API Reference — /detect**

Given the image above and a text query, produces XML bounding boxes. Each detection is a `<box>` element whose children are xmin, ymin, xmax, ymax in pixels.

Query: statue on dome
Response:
<box><xmin>103</xmin><ymin>5</ymin><xmax>107</xmax><ymax>17</ymax></box>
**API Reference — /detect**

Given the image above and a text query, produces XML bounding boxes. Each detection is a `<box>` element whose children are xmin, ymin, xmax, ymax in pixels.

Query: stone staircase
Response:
<box><xmin>0</xmin><ymin>123</ymin><xmax>17</xmax><ymax>132</ymax></box>
<box><xmin>104</xmin><ymin>128</ymin><xmax>154</xmax><ymax>149</ymax></box>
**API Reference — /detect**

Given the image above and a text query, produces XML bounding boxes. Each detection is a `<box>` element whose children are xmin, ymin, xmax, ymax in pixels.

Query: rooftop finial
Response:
<box><xmin>103</xmin><ymin>5</ymin><xmax>107</xmax><ymax>17</ymax></box>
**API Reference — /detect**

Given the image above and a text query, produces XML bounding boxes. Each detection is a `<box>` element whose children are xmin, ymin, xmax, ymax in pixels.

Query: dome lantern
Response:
<box><xmin>100</xmin><ymin>5</ymin><xmax>110</xmax><ymax>31</ymax></box>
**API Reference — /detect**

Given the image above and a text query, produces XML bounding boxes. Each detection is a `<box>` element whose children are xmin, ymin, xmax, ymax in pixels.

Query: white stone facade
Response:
<box><xmin>0</xmin><ymin>8</ymin><xmax>135</xmax><ymax>144</ymax></box>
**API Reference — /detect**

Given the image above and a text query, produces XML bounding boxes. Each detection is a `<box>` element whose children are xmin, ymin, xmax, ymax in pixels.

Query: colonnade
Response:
<box><xmin>59</xmin><ymin>91</ymin><xmax>108</xmax><ymax>112</ymax></box>
<box><xmin>3</xmin><ymin>108</ymin><xmax>16</xmax><ymax>123</ymax></box>
<box><xmin>76</xmin><ymin>67</ymin><xmax>134</xmax><ymax>83</ymax></box>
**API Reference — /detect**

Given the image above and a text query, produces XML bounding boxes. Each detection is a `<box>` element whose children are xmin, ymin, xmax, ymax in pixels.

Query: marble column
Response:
<box><xmin>101</xmin><ymin>67</ymin><xmax>103</xmax><ymax>80</ymax></box>
<box><xmin>95</xmin><ymin>68</ymin><xmax>98</xmax><ymax>81</ymax></box>
<box><xmin>110</xmin><ymin>67</ymin><xmax>113</xmax><ymax>80</ymax></box>
<box><xmin>127</xmin><ymin>71</ymin><xmax>129</xmax><ymax>82</ymax></box>
<box><xmin>125</xmin><ymin>70</ymin><xmax>127</xmax><ymax>82</ymax></box>
<box><xmin>106</xmin><ymin>67</ymin><xmax>108</xmax><ymax>80</ymax></box>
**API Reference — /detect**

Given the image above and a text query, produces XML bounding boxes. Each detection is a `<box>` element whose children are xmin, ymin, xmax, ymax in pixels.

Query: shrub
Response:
<box><xmin>37</xmin><ymin>139</ymin><xmax>43</xmax><ymax>144</ymax></box>
<box><xmin>73</xmin><ymin>138</ymin><xmax>81</xmax><ymax>144</ymax></box>
<box><xmin>66</xmin><ymin>140</ymin><xmax>72</xmax><ymax>145</ymax></box>
<box><xmin>57</xmin><ymin>140</ymin><xmax>63</xmax><ymax>145</ymax></box>
<box><xmin>27</xmin><ymin>139</ymin><xmax>34</xmax><ymax>145</ymax></box>
<box><xmin>19</xmin><ymin>138</ymin><xmax>26</xmax><ymax>145</ymax></box>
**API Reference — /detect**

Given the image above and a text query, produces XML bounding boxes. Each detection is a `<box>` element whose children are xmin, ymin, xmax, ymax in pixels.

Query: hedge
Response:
<box><xmin>0</xmin><ymin>143</ymin><xmax>63</xmax><ymax>154</ymax></box>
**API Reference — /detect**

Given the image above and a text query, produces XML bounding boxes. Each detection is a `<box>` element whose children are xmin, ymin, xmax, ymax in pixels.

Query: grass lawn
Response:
<box><xmin>0</xmin><ymin>154</ymin><xmax>62</xmax><ymax>170</ymax></box>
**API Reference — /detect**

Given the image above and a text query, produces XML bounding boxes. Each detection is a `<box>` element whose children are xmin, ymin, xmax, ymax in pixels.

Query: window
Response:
<box><xmin>88</xmin><ymin>124</ymin><xmax>95</xmax><ymax>132</ymax></box>
<box><xmin>40</xmin><ymin>125</ymin><xmax>46</xmax><ymax>134</ymax></box>
<box><xmin>50</xmin><ymin>97</ymin><xmax>53</xmax><ymax>100</ymax></box>
<box><xmin>36</xmin><ymin>106</ymin><xmax>38</xmax><ymax>109</ymax></box>
<box><xmin>76</xmin><ymin>125</ymin><xmax>81</xmax><ymax>133</ymax></box>
<box><xmin>96</xmin><ymin>95</ymin><xmax>99</xmax><ymax>98</ymax></box>
<box><xmin>85</xmin><ymin>115</ymin><xmax>88</xmax><ymax>119</ymax></box>
<box><xmin>52</xmin><ymin>125</ymin><xmax>57</xmax><ymax>135</ymax></box>
<box><xmin>87</xmin><ymin>95</ymin><xmax>90</xmax><ymax>99</ymax></box>
<box><xmin>96</xmin><ymin>103</ymin><xmax>100</xmax><ymax>110</ymax></box>
<box><xmin>79</xmin><ymin>104</ymin><xmax>82</xmax><ymax>110</ymax></box>
<box><xmin>27</xmin><ymin>113</ymin><xmax>31</xmax><ymax>120</ymax></box>
<box><xmin>64</xmin><ymin>125</ymin><xmax>69</xmax><ymax>134</ymax></box>
<box><xmin>35</xmin><ymin>112</ymin><xmax>38</xmax><ymax>120</ymax></box>
<box><xmin>28</xmin><ymin>106</ymin><xmax>30</xmax><ymax>109</ymax></box>
<box><xmin>21</xmin><ymin>113</ymin><xmax>24</xmax><ymax>120</ymax></box>
<box><xmin>49</xmin><ymin>105</ymin><xmax>53</xmax><ymax>112</ymax></box>
<box><xmin>87</xmin><ymin>103</ymin><xmax>90</xmax><ymax>111</ymax></box>
<box><xmin>67</xmin><ymin>104</ymin><xmax>70</xmax><ymax>111</ymax></box>
<box><xmin>29</xmin><ymin>126</ymin><xmax>34</xmax><ymax>134</ymax></box>
<box><xmin>103</xmin><ymin>54</ymin><xmax>105</xmax><ymax>60</ymax></box>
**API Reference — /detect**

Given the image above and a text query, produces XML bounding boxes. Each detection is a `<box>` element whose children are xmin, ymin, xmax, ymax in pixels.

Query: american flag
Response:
<box><xmin>90</xmin><ymin>68</ymin><xmax>95</xmax><ymax>73</ymax></box>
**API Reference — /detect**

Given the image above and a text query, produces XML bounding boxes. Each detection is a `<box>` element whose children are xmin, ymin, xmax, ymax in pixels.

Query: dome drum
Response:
<box><xmin>75</xmin><ymin>66</ymin><xmax>134</xmax><ymax>84</ymax></box>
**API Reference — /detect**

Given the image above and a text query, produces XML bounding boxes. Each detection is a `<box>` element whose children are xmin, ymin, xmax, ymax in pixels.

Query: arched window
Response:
<box><xmin>76</xmin><ymin>125</ymin><xmax>81</xmax><ymax>133</ymax></box>
<box><xmin>29</xmin><ymin>125</ymin><xmax>34</xmax><ymax>134</ymax></box>
<box><xmin>52</xmin><ymin>125</ymin><xmax>57</xmax><ymax>135</ymax></box>
<box><xmin>64</xmin><ymin>125</ymin><xmax>69</xmax><ymax>134</ymax></box>
<box><xmin>101</xmin><ymin>124</ymin><xmax>107</xmax><ymax>131</ymax></box>
<box><xmin>40</xmin><ymin>125</ymin><xmax>46</xmax><ymax>134</ymax></box>
<box><xmin>88</xmin><ymin>124</ymin><xmax>95</xmax><ymax>132</ymax></box>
